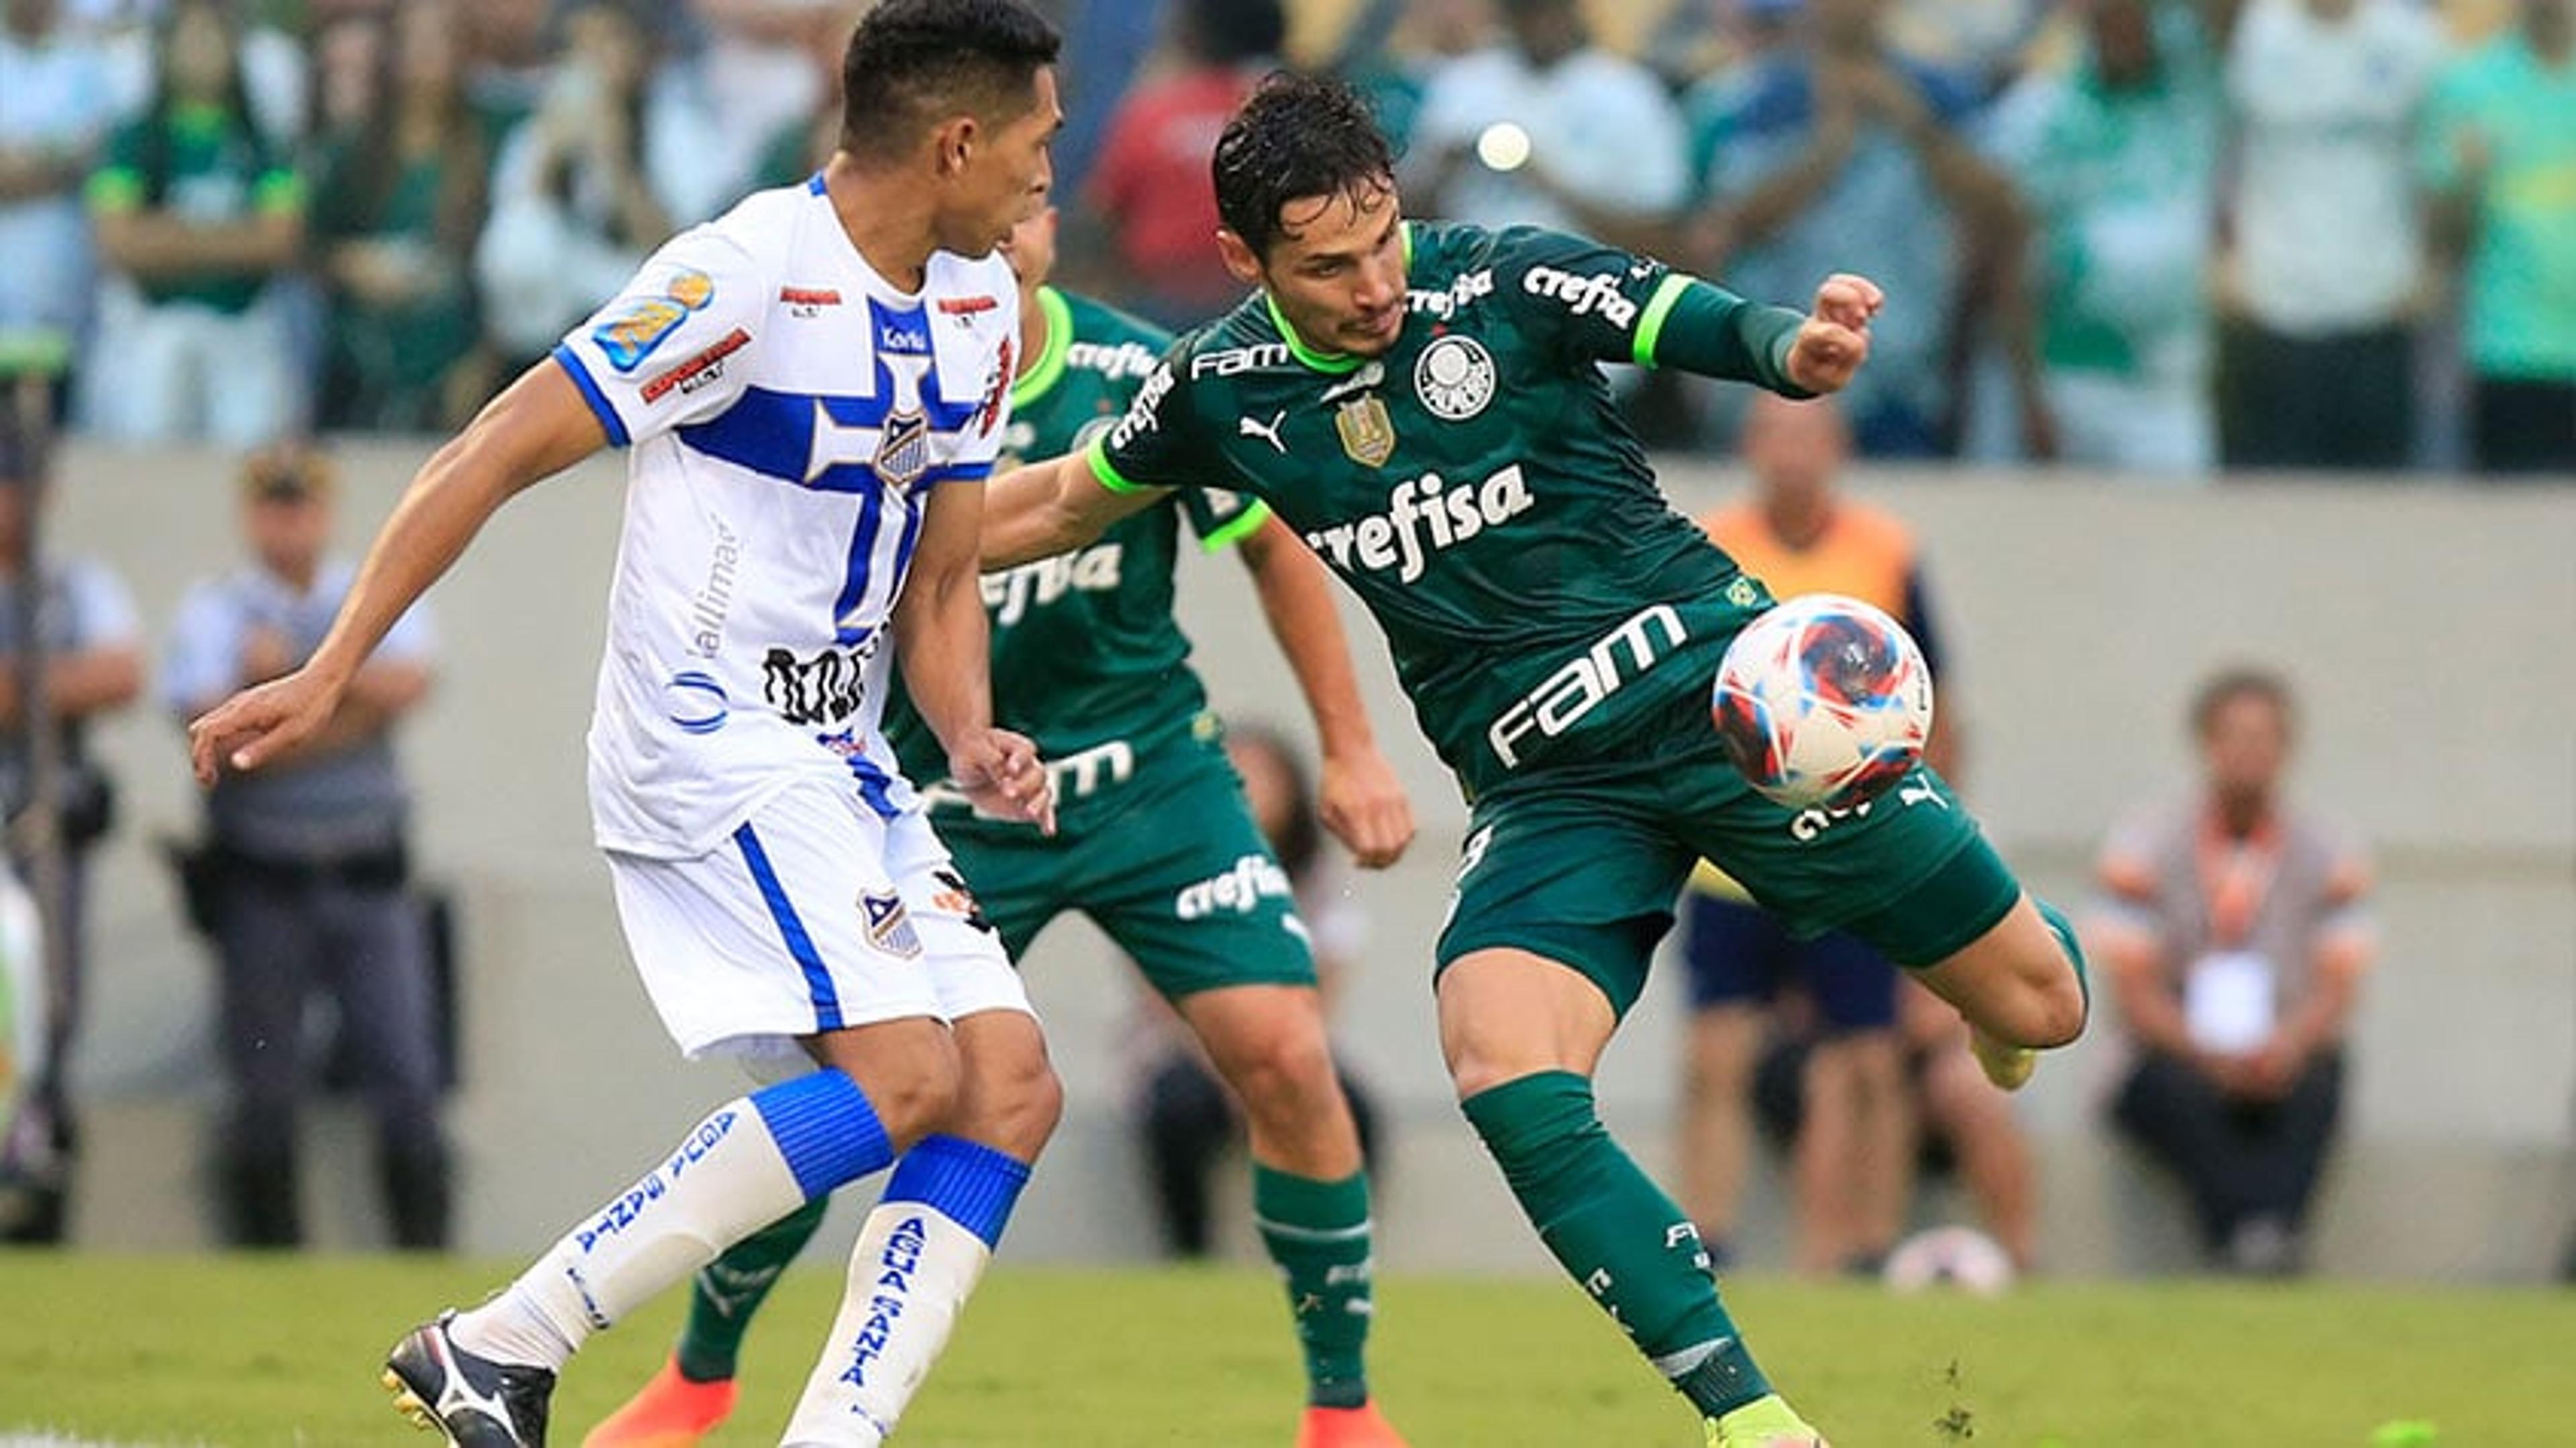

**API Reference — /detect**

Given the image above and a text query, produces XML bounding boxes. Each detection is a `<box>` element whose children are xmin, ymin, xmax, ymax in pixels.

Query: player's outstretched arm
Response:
<box><xmin>186</xmin><ymin>362</ymin><xmax>607</xmax><ymax>783</ymax></box>
<box><xmin>978</xmin><ymin>450</ymin><xmax>1165</xmax><ymax>570</ymax></box>
<box><xmin>1235</xmin><ymin>517</ymin><xmax>1413</xmax><ymax>869</ymax></box>
<box><xmin>895</xmin><ymin>479</ymin><xmax>1055</xmax><ymax>835</ymax></box>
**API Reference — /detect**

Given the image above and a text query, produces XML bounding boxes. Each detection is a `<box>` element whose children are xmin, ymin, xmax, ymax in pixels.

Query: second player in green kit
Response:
<box><xmin>586</xmin><ymin>209</ymin><xmax>1418</xmax><ymax>1448</ymax></box>
<box><xmin>982</xmin><ymin>74</ymin><xmax>2091</xmax><ymax>1448</ymax></box>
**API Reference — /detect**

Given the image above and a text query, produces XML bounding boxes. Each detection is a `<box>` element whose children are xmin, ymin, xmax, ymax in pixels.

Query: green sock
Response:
<box><xmin>673</xmin><ymin>1195</ymin><xmax>830</xmax><ymax>1383</ymax></box>
<box><xmin>1461</xmin><ymin>1070</ymin><xmax>1772</xmax><ymax>1419</ymax></box>
<box><xmin>2036</xmin><ymin>896</ymin><xmax>2090</xmax><ymax>1017</ymax></box>
<box><xmin>1252</xmin><ymin>1163</ymin><xmax>1375</xmax><ymax>1409</ymax></box>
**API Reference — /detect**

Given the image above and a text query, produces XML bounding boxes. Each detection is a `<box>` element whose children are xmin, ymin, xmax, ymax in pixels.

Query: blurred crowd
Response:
<box><xmin>0</xmin><ymin>0</ymin><xmax>2565</xmax><ymax>473</ymax></box>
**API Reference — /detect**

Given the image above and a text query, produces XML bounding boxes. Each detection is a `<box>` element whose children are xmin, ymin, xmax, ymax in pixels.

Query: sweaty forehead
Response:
<box><xmin>1274</xmin><ymin>181</ymin><xmax>1399</xmax><ymax>258</ymax></box>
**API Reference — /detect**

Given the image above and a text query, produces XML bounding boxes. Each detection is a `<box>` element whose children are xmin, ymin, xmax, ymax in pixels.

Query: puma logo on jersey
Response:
<box><xmin>981</xmin><ymin>542</ymin><xmax>1123</xmax><ymax>625</ymax></box>
<box><xmin>1238</xmin><ymin>411</ymin><xmax>1288</xmax><ymax>454</ymax></box>
<box><xmin>1302</xmin><ymin>465</ymin><xmax>1534</xmax><ymax>583</ymax></box>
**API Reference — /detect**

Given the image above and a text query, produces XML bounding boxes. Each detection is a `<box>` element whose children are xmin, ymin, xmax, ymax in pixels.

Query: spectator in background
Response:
<box><xmin>473</xmin><ymin>0</ymin><xmax>729</xmax><ymax>376</ymax></box>
<box><xmin>2094</xmin><ymin>668</ymin><xmax>2371</xmax><ymax>1276</ymax></box>
<box><xmin>0</xmin><ymin>0</ymin><xmax>117</xmax><ymax>406</ymax></box>
<box><xmin>101</xmin><ymin>0</ymin><xmax>309</xmax><ymax>149</ymax></box>
<box><xmin>81</xmin><ymin>0</ymin><xmax>305</xmax><ymax>446</ymax></box>
<box><xmin>2420</xmin><ymin>0</ymin><xmax>2576</xmax><ymax>476</ymax></box>
<box><xmin>453</xmin><ymin>0</ymin><xmax>559</xmax><ymax>149</ymax></box>
<box><xmin>308</xmin><ymin>0</ymin><xmax>490</xmax><ymax>433</ymax></box>
<box><xmin>2216</xmin><ymin>0</ymin><xmax>2440</xmax><ymax>471</ymax></box>
<box><xmin>1680</xmin><ymin>0</ymin><xmax>2035</xmax><ymax>457</ymax></box>
<box><xmin>1334</xmin><ymin>0</ymin><xmax>1493</xmax><ymax>162</ymax></box>
<box><xmin>746</xmin><ymin>0</ymin><xmax>861</xmax><ymax>191</ymax></box>
<box><xmin>1673</xmin><ymin>393</ymin><xmax>1966</xmax><ymax>1275</ymax></box>
<box><xmin>0</xmin><ymin>407</ymin><xmax>144</xmax><ymax>1245</ymax></box>
<box><xmin>1403</xmin><ymin>0</ymin><xmax>1685</xmax><ymax>249</ymax></box>
<box><xmin>1079</xmin><ymin>0</ymin><xmax>1286</xmax><ymax>329</ymax></box>
<box><xmin>1982</xmin><ymin>0</ymin><xmax>2226</xmax><ymax>476</ymax></box>
<box><xmin>162</xmin><ymin>443</ymin><xmax>449</xmax><ymax>1250</ymax></box>
<box><xmin>1134</xmin><ymin>723</ymin><xmax>1386</xmax><ymax>1261</ymax></box>
<box><xmin>1886</xmin><ymin>0</ymin><xmax>2051</xmax><ymax>99</ymax></box>
<box><xmin>689</xmin><ymin>0</ymin><xmax>847</xmax><ymax>212</ymax></box>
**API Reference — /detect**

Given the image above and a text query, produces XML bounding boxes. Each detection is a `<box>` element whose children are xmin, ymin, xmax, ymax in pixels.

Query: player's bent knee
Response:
<box><xmin>2027</xmin><ymin>974</ymin><xmax>2088</xmax><ymax>1049</ymax></box>
<box><xmin>812</xmin><ymin>1019</ymin><xmax>963</xmax><ymax>1148</ymax></box>
<box><xmin>953</xmin><ymin>1017</ymin><xmax>1063</xmax><ymax>1159</ymax></box>
<box><xmin>1224</xmin><ymin>1025</ymin><xmax>1340</xmax><ymax>1110</ymax></box>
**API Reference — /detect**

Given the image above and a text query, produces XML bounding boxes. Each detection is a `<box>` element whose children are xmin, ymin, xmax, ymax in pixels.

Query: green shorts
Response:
<box><xmin>935</xmin><ymin>732</ymin><xmax>1317</xmax><ymax>1001</ymax></box>
<box><xmin>1436</xmin><ymin>686</ymin><xmax>2019</xmax><ymax>1019</ymax></box>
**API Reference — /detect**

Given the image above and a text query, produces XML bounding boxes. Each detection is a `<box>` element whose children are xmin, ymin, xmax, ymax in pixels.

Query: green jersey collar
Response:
<box><xmin>1011</xmin><ymin>285</ymin><xmax>1074</xmax><ymax>410</ymax></box>
<box><xmin>1259</xmin><ymin>220</ymin><xmax>1417</xmax><ymax>376</ymax></box>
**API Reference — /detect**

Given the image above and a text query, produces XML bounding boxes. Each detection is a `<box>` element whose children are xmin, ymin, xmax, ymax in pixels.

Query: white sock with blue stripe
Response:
<box><xmin>450</xmin><ymin>1069</ymin><xmax>893</xmax><ymax>1372</ymax></box>
<box><xmin>782</xmin><ymin>1135</ymin><xmax>1033</xmax><ymax>1446</ymax></box>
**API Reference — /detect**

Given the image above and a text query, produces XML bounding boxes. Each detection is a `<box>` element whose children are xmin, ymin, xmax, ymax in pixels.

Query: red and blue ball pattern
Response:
<box><xmin>1710</xmin><ymin>593</ymin><xmax>1933</xmax><ymax>809</ymax></box>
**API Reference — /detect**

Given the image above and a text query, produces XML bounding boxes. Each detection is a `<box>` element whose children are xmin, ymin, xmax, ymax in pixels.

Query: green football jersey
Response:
<box><xmin>1089</xmin><ymin>221</ymin><xmax>1803</xmax><ymax>804</ymax></box>
<box><xmin>883</xmin><ymin>286</ymin><xmax>1269</xmax><ymax>833</ymax></box>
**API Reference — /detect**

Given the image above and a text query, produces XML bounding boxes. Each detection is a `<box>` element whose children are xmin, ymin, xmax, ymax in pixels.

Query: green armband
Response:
<box><xmin>1636</xmin><ymin>276</ymin><xmax>1813</xmax><ymax>399</ymax></box>
<box><xmin>1084</xmin><ymin>434</ymin><xmax>1151</xmax><ymax>495</ymax></box>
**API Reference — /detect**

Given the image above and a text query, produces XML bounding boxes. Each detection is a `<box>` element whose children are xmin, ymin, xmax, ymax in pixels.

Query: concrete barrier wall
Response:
<box><xmin>50</xmin><ymin>442</ymin><xmax>2575</xmax><ymax>1279</ymax></box>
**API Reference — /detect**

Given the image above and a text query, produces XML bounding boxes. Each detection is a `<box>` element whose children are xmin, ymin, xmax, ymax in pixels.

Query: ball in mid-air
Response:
<box><xmin>1475</xmin><ymin>121</ymin><xmax>1532</xmax><ymax>172</ymax></box>
<box><xmin>1710</xmin><ymin>593</ymin><xmax>1933</xmax><ymax>809</ymax></box>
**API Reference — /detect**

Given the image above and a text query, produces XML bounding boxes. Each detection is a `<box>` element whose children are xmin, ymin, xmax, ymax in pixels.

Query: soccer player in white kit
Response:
<box><xmin>187</xmin><ymin>4</ymin><xmax>1070</xmax><ymax>1444</ymax></box>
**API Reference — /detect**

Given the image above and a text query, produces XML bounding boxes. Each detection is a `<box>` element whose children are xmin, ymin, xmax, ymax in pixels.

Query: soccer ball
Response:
<box><xmin>1709</xmin><ymin>593</ymin><xmax>1933</xmax><ymax>809</ymax></box>
<box><xmin>1881</xmin><ymin>1225</ymin><xmax>2017</xmax><ymax>1296</ymax></box>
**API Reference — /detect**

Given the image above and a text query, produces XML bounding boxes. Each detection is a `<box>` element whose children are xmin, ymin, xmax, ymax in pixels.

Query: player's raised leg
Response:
<box><xmin>1179</xmin><ymin>983</ymin><xmax>1405</xmax><ymax>1448</ymax></box>
<box><xmin>1907</xmin><ymin>894</ymin><xmax>2088</xmax><ymax>1090</ymax></box>
<box><xmin>1441</xmin><ymin>951</ymin><xmax>1824</xmax><ymax>1448</ymax></box>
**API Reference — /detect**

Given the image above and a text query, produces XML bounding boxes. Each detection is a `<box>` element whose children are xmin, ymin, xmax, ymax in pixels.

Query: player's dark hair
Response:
<box><xmin>839</xmin><ymin>0</ymin><xmax>1061</xmax><ymax>163</ymax></box>
<box><xmin>1226</xmin><ymin>722</ymin><xmax>1322</xmax><ymax>881</ymax></box>
<box><xmin>1213</xmin><ymin>70</ymin><xmax>1396</xmax><ymax>259</ymax></box>
<box><xmin>2190</xmin><ymin>666</ymin><xmax>2297</xmax><ymax>741</ymax></box>
<box><xmin>1181</xmin><ymin>0</ymin><xmax>1288</xmax><ymax>66</ymax></box>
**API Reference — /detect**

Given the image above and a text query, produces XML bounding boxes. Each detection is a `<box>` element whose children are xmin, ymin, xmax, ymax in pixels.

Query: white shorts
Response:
<box><xmin>606</xmin><ymin>780</ymin><xmax>1032</xmax><ymax>1062</ymax></box>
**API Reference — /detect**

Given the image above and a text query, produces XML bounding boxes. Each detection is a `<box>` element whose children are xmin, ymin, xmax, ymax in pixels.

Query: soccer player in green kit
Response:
<box><xmin>978</xmin><ymin>73</ymin><xmax>2090</xmax><ymax>1448</ymax></box>
<box><xmin>585</xmin><ymin>203</ymin><xmax>1417</xmax><ymax>1448</ymax></box>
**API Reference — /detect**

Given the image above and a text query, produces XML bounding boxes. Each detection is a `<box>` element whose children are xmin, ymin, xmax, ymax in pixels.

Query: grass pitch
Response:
<box><xmin>1</xmin><ymin>1253</ymin><xmax>2567</xmax><ymax>1445</ymax></box>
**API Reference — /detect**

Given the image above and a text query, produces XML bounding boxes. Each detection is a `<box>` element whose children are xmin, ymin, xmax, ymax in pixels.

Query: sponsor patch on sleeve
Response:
<box><xmin>592</xmin><ymin>268</ymin><xmax>716</xmax><ymax>372</ymax></box>
<box><xmin>639</xmin><ymin>327</ymin><xmax>751</xmax><ymax>404</ymax></box>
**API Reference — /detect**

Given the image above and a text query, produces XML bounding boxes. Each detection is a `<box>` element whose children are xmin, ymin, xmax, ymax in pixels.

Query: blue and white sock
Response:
<box><xmin>451</xmin><ymin>1069</ymin><xmax>893</xmax><ymax>1371</ymax></box>
<box><xmin>781</xmin><ymin>1135</ymin><xmax>1032</xmax><ymax>1446</ymax></box>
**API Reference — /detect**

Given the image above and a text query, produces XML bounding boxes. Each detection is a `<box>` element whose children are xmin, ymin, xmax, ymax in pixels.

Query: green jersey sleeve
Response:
<box><xmin>1489</xmin><ymin>225</ymin><xmax>1809</xmax><ymax>395</ymax></box>
<box><xmin>1086</xmin><ymin>331</ymin><xmax>1240</xmax><ymax>497</ymax></box>
<box><xmin>1181</xmin><ymin>486</ymin><xmax>1273</xmax><ymax>553</ymax></box>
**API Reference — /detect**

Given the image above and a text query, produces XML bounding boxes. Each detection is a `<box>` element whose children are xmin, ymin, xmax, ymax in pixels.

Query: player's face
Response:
<box><xmin>943</xmin><ymin>66</ymin><xmax>1063</xmax><ymax>256</ymax></box>
<box><xmin>2199</xmin><ymin>694</ymin><xmax>2290</xmax><ymax>802</ymax></box>
<box><xmin>998</xmin><ymin>205</ymin><xmax>1060</xmax><ymax>292</ymax></box>
<box><xmin>1224</xmin><ymin>180</ymin><xmax>1410</xmax><ymax>359</ymax></box>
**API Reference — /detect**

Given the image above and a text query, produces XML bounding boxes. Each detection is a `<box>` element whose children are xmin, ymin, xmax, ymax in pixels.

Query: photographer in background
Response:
<box><xmin>0</xmin><ymin>404</ymin><xmax>143</xmax><ymax>1245</ymax></box>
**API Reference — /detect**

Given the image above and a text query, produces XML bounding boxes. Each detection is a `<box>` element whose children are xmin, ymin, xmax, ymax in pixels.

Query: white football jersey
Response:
<box><xmin>554</xmin><ymin>176</ymin><xmax>1020</xmax><ymax>859</ymax></box>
